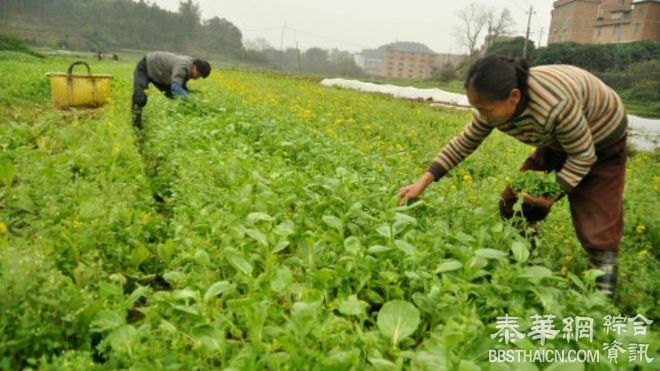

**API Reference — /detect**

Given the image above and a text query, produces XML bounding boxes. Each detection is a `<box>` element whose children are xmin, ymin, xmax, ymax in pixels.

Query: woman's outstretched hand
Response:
<box><xmin>397</xmin><ymin>172</ymin><xmax>436</xmax><ymax>206</ymax></box>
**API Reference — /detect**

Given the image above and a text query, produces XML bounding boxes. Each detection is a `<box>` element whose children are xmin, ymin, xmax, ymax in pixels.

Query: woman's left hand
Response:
<box><xmin>521</xmin><ymin>192</ymin><xmax>557</xmax><ymax>209</ymax></box>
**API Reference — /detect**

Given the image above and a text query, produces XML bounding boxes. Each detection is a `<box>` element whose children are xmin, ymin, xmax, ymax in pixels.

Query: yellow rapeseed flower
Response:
<box><xmin>36</xmin><ymin>139</ymin><xmax>45</xmax><ymax>148</ymax></box>
<box><xmin>636</xmin><ymin>224</ymin><xmax>646</xmax><ymax>234</ymax></box>
<box><xmin>0</xmin><ymin>222</ymin><xmax>7</xmax><ymax>233</ymax></box>
<box><xmin>638</xmin><ymin>250</ymin><xmax>648</xmax><ymax>258</ymax></box>
<box><xmin>463</xmin><ymin>174</ymin><xmax>472</xmax><ymax>182</ymax></box>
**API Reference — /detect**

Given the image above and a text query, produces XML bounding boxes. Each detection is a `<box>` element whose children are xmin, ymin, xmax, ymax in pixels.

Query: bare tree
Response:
<box><xmin>484</xmin><ymin>7</ymin><xmax>515</xmax><ymax>51</ymax></box>
<box><xmin>454</xmin><ymin>3</ymin><xmax>515</xmax><ymax>59</ymax></box>
<box><xmin>454</xmin><ymin>3</ymin><xmax>488</xmax><ymax>59</ymax></box>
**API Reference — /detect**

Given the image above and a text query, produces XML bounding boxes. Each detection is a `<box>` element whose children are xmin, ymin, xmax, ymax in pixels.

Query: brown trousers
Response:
<box><xmin>499</xmin><ymin>135</ymin><xmax>627</xmax><ymax>254</ymax></box>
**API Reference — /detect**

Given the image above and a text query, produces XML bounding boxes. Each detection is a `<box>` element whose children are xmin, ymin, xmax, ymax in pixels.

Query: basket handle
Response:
<box><xmin>67</xmin><ymin>61</ymin><xmax>92</xmax><ymax>76</ymax></box>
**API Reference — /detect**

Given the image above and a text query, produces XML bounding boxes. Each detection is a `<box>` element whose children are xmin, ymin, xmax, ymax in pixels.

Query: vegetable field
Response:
<box><xmin>0</xmin><ymin>52</ymin><xmax>658</xmax><ymax>370</ymax></box>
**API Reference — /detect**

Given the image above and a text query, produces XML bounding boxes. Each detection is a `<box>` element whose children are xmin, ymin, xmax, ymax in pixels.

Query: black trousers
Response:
<box><xmin>131</xmin><ymin>58</ymin><xmax>174</xmax><ymax>128</ymax></box>
<box><xmin>499</xmin><ymin>135</ymin><xmax>627</xmax><ymax>254</ymax></box>
<box><xmin>132</xmin><ymin>57</ymin><xmax>176</xmax><ymax>105</ymax></box>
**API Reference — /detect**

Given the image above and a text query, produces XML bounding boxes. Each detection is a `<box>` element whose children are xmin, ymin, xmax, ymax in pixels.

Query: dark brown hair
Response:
<box><xmin>464</xmin><ymin>55</ymin><xmax>531</xmax><ymax>102</ymax></box>
<box><xmin>193</xmin><ymin>59</ymin><xmax>211</xmax><ymax>78</ymax></box>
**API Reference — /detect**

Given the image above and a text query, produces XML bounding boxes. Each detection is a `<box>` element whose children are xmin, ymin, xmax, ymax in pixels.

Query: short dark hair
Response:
<box><xmin>193</xmin><ymin>59</ymin><xmax>211</xmax><ymax>78</ymax></box>
<box><xmin>464</xmin><ymin>55</ymin><xmax>531</xmax><ymax>102</ymax></box>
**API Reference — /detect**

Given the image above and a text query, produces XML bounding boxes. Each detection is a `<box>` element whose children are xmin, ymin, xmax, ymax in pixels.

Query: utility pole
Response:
<box><xmin>279</xmin><ymin>23</ymin><xmax>286</xmax><ymax>70</ymax></box>
<box><xmin>296</xmin><ymin>41</ymin><xmax>302</xmax><ymax>73</ymax></box>
<box><xmin>523</xmin><ymin>5</ymin><xmax>535</xmax><ymax>59</ymax></box>
<box><xmin>538</xmin><ymin>27</ymin><xmax>544</xmax><ymax>48</ymax></box>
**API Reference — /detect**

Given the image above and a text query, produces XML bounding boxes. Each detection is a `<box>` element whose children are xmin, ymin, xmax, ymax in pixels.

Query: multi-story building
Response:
<box><xmin>549</xmin><ymin>0</ymin><xmax>660</xmax><ymax>44</ymax></box>
<box><xmin>593</xmin><ymin>0</ymin><xmax>660</xmax><ymax>42</ymax></box>
<box><xmin>380</xmin><ymin>47</ymin><xmax>464</xmax><ymax>80</ymax></box>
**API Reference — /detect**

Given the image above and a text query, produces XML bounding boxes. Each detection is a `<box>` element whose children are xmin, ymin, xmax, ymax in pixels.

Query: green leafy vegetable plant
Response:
<box><xmin>509</xmin><ymin>170</ymin><xmax>562</xmax><ymax>198</ymax></box>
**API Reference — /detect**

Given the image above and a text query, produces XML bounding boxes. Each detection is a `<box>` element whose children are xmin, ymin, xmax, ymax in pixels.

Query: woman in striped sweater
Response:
<box><xmin>398</xmin><ymin>55</ymin><xmax>628</xmax><ymax>297</ymax></box>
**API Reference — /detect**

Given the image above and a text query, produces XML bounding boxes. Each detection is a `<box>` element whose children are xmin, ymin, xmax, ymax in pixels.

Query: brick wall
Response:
<box><xmin>549</xmin><ymin>0</ymin><xmax>602</xmax><ymax>43</ymax></box>
<box><xmin>549</xmin><ymin>0</ymin><xmax>659</xmax><ymax>44</ymax></box>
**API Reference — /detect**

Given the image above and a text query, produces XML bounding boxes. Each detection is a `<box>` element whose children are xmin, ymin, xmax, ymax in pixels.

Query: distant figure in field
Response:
<box><xmin>96</xmin><ymin>51</ymin><xmax>103</xmax><ymax>61</ymax></box>
<box><xmin>112</xmin><ymin>53</ymin><xmax>119</xmax><ymax>62</ymax></box>
<box><xmin>131</xmin><ymin>51</ymin><xmax>211</xmax><ymax>130</ymax></box>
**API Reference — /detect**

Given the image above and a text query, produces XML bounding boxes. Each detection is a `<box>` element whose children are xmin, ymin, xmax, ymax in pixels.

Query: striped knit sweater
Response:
<box><xmin>428</xmin><ymin>64</ymin><xmax>627</xmax><ymax>193</ymax></box>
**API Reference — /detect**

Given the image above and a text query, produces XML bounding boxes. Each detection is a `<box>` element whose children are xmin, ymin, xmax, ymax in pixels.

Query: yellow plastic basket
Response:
<box><xmin>46</xmin><ymin>61</ymin><xmax>113</xmax><ymax>110</ymax></box>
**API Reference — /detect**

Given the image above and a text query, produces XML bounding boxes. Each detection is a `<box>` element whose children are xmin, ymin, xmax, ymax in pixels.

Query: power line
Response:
<box><xmin>288</xmin><ymin>27</ymin><xmax>371</xmax><ymax>50</ymax></box>
<box><xmin>241</xmin><ymin>26</ymin><xmax>282</xmax><ymax>33</ymax></box>
<box><xmin>247</xmin><ymin>23</ymin><xmax>371</xmax><ymax>52</ymax></box>
<box><xmin>510</xmin><ymin>0</ymin><xmax>528</xmax><ymax>13</ymax></box>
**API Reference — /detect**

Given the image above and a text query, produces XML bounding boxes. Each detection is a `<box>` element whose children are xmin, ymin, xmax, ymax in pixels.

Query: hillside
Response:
<box><xmin>0</xmin><ymin>0</ymin><xmax>244</xmax><ymax>59</ymax></box>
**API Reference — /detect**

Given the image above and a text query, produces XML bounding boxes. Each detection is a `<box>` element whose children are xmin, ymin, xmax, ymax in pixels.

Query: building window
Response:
<box><xmin>619</xmin><ymin>0</ymin><xmax>624</xmax><ymax>5</ymax></box>
<box><xmin>638</xmin><ymin>6</ymin><xmax>644</xmax><ymax>16</ymax></box>
<box><xmin>635</xmin><ymin>23</ymin><xmax>640</xmax><ymax>33</ymax></box>
<box><xmin>613</xmin><ymin>25</ymin><xmax>621</xmax><ymax>36</ymax></box>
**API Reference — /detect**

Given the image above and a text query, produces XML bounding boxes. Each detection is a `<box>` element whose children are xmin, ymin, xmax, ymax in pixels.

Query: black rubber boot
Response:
<box><xmin>132</xmin><ymin>105</ymin><xmax>143</xmax><ymax>132</ymax></box>
<box><xmin>587</xmin><ymin>250</ymin><xmax>618</xmax><ymax>298</ymax></box>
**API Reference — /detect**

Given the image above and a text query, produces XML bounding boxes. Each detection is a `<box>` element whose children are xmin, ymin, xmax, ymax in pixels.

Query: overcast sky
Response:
<box><xmin>150</xmin><ymin>0</ymin><xmax>555</xmax><ymax>54</ymax></box>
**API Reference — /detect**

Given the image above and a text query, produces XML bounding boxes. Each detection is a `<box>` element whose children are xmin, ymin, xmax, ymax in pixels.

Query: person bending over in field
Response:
<box><xmin>131</xmin><ymin>51</ymin><xmax>211</xmax><ymax>130</ymax></box>
<box><xmin>398</xmin><ymin>55</ymin><xmax>628</xmax><ymax>298</ymax></box>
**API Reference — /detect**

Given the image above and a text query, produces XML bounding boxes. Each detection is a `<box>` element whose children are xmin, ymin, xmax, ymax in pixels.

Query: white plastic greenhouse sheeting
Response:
<box><xmin>320</xmin><ymin>78</ymin><xmax>470</xmax><ymax>107</ymax></box>
<box><xmin>627</xmin><ymin>115</ymin><xmax>660</xmax><ymax>151</ymax></box>
<box><xmin>320</xmin><ymin>78</ymin><xmax>659</xmax><ymax>151</ymax></box>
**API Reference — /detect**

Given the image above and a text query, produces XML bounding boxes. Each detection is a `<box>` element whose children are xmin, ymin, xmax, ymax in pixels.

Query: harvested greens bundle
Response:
<box><xmin>509</xmin><ymin>171</ymin><xmax>562</xmax><ymax>198</ymax></box>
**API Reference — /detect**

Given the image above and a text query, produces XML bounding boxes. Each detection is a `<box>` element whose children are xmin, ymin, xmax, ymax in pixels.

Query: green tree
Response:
<box><xmin>533</xmin><ymin>41</ymin><xmax>659</xmax><ymax>72</ymax></box>
<box><xmin>303</xmin><ymin>48</ymin><xmax>329</xmax><ymax>74</ymax></box>
<box><xmin>431</xmin><ymin>63</ymin><xmax>457</xmax><ymax>82</ymax></box>
<box><xmin>204</xmin><ymin>17</ymin><xmax>244</xmax><ymax>57</ymax></box>
<box><xmin>178</xmin><ymin>0</ymin><xmax>201</xmax><ymax>37</ymax></box>
<box><xmin>486</xmin><ymin>36</ymin><xmax>535</xmax><ymax>59</ymax></box>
